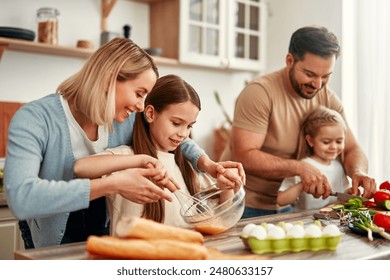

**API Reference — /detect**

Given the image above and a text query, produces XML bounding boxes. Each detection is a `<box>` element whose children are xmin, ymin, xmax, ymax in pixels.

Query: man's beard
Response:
<box><xmin>288</xmin><ymin>65</ymin><xmax>321</xmax><ymax>100</ymax></box>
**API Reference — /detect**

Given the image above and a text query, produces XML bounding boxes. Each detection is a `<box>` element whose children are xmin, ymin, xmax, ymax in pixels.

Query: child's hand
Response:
<box><xmin>216</xmin><ymin>167</ymin><xmax>242</xmax><ymax>191</ymax></box>
<box><xmin>218</xmin><ymin>161</ymin><xmax>246</xmax><ymax>187</ymax></box>
<box><xmin>299</xmin><ymin>161</ymin><xmax>331</xmax><ymax>198</ymax></box>
<box><xmin>198</xmin><ymin>155</ymin><xmax>245</xmax><ymax>191</ymax></box>
<box><xmin>145</xmin><ymin>161</ymin><xmax>181</xmax><ymax>193</ymax></box>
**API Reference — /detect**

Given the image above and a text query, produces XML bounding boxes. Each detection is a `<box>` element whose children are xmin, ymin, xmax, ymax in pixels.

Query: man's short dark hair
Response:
<box><xmin>288</xmin><ymin>26</ymin><xmax>341</xmax><ymax>61</ymax></box>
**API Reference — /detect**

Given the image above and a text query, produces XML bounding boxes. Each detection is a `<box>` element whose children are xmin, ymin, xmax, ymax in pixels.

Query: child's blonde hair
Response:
<box><xmin>296</xmin><ymin>106</ymin><xmax>347</xmax><ymax>159</ymax></box>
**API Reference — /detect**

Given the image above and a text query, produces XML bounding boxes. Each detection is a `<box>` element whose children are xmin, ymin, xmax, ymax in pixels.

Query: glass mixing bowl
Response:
<box><xmin>180</xmin><ymin>185</ymin><xmax>245</xmax><ymax>235</ymax></box>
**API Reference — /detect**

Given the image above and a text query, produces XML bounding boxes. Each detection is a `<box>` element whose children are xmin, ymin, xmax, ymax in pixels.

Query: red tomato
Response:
<box><xmin>362</xmin><ymin>200</ymin><xmax>377</xmax><ymax>208</ymax></box>
<box><xmin>380</xmin><ymin>180</ymin><xmax>390</xmax><ymax>191</ymax></box>
<box><xmin>373</xmin><ymin>212</ymin><xmax>390</xmax><ymax>232</ymax></box>
<box><xmin>373</xmin><ymin>189</ymin><xmax>390</xmax><ymax>205</ymax></box>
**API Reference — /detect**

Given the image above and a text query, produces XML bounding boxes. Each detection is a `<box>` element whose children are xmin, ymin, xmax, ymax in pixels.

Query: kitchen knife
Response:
<box><xmin>330</xmin><ymin>192</ymin><xmax>368</xmax><ymax>202</ymax></box>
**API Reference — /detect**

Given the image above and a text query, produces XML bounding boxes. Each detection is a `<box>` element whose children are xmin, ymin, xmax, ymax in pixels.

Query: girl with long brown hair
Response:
<box><xmin>74</xmin><ymin>75</ymin><xmax>245</xmax><ymax>231</ymax></box>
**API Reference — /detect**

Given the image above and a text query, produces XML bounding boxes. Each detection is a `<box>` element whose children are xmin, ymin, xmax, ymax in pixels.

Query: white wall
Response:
<box><xmin>0</xmin><ymin>0</ymin><xmax>343</xmax><ymax>159</ymax></box>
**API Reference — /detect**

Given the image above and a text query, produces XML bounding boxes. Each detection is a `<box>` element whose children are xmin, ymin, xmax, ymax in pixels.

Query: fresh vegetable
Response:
<box><xmin>345</xmin><ymin>197</ymin><xmax>363</xmax><ymax>209</ymax></box>
<box><xmin>351</xmin><ymin>210</ymin><xmax>390</xmax><ymax>241</ymax></box>
<box><xmin>372</xmin><ymin>212</ymin><xmax>390</xmax><ymax>232</ymax></box>
<box><xmin>373</xmin><ymin>189</ymin><xmax>390</xmax><ymax>207</ymax></box>
<box><xmin>363</xmin><ymin>200</ymin><xmax>377</xmax><ymax>208</ymax></box>
<box><xmin>332</xmin><ymin>197</ymin><xmax>364</xmax><ymax>211</ymax></box>
<box><xmin>379</xmin><ymin>180</ymin><xmax>390</xmax><ymax>191</ymax></box>
<box><xmin>332</xmin><ymin>204</ymin><xmax>345</xmax><ymax>211</ymax></box>
<box><xmin>384</xmin><ymin>200</ymin><xmax>390</xmax><ymax>211</ymax></box>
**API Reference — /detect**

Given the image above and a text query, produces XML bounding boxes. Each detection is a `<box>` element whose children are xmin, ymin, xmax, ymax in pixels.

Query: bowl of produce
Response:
<box><xmin>180</xmin><ymin>185</ymin><xmax>245</xmax><ymax>235</ymax></box>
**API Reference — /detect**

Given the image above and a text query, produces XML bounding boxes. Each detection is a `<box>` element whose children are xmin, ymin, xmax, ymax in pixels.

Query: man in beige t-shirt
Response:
<box><xmin>225</xmin><ymin>26</ymin><xmax>376</xmax><ymax>218</ymax></box>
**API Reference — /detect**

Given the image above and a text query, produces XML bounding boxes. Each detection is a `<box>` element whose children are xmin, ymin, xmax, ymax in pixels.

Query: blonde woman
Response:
<box><xmin>4</xmin><ymin>38</ymin><xmax>242</xmax><ymax>248</ymax></box>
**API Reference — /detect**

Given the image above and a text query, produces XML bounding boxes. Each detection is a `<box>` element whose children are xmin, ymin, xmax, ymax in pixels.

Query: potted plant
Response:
<box><xmin>213</xmin><ymin>91</ymin><xmax>232</xmax><ymax>161</ymax></box>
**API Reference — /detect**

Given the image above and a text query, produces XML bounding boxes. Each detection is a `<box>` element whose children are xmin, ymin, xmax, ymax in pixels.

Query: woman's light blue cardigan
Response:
<box><xmin>4</xmin><ymin>94</ymin><xmax>205</xmax><ymax>247</ymax></box>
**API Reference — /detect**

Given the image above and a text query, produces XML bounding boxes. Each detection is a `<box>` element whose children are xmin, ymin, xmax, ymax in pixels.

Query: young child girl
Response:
<box><xmin>74</xmin><ymin>74</ymin><xmax>244</xmax><ymax>232</ymax></box>
<box><xmin>277</xmin><ymin>106</ymin><xmax>352</xmax><ymax>211</ymax></box>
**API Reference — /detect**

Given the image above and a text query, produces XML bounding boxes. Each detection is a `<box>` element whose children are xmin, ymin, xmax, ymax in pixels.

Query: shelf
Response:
<box><xmin>0</xmin><ymin>37</ymin><xmax>94</xmax><ymax>59</ymax></box>
<box><xmin>131</xmin><ymin>0</ymin><xmax>163</xmax><ymax>3</ymax></box>
<box><xmin>0</xmin><ymin>37</ymin><xmax>178</xmax><ymax>66</ymax></box>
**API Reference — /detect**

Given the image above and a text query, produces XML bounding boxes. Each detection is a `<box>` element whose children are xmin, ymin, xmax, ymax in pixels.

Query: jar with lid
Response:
<box><xmin>37</xmin><ymin>7</ymin><xmax>60</xmax><ymax>44</ymax></box>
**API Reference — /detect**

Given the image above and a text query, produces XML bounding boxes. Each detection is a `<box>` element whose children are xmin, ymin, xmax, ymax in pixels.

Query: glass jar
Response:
<box><xmin>37</xmin><ymin>7</ymin><xmax>60</xmax><ymax>44</ymax></box>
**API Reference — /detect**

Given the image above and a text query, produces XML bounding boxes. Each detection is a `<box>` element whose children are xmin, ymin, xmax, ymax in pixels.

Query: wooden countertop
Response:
<box><xmin>14</xmin><ymin>210</ymin><xmax>390</xmax><ymax>260</ymax></box>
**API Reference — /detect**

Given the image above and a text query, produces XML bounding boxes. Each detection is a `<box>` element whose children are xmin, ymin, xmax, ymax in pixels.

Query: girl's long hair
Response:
<box><xmin>132</xmin><ymin>74</ymin><xmax>201</xmax><ymax>222</ymax></box>
<box><xmin>296</xmin><ymin>106</ymin><xmax>347</xmax><ymax>160</ymax></box>
<box><xmin>57</xmin><ymin>38</ymin><xmax>158</xmax><ymax>131</ymax></box>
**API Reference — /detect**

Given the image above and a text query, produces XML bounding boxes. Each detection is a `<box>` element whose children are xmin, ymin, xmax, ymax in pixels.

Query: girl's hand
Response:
<box><xmin>299</xmin><ymin>161</ymin><xmax>331</xmax><ymax>199</ymax></box>
<box><xmin>145</xmin><ymin>161</ymin><xmax>181</xmax><ymax>193</ymax></box>
<box><xmin>110</xmin><ymin>168</ymin><xmax>174</xmax><ymax>204</ymax></box>
<box><xmin>198</xmin><ymin>155</ymin><xmax>246</xmax><ymax>191</ymax></box>
<box><xmin>216</xmin><ymin>167</ymin><xmax>242</xmax><ymax>191</ymax></box>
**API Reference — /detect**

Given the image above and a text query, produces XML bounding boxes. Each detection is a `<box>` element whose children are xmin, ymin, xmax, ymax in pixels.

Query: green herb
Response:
<box><xmin>350</xmin><ymin>210</ymin><xmax>390</xmax><ymax>241</ymax></box>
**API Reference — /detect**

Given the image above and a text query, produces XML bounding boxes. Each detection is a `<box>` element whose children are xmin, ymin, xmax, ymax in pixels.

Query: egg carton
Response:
<box><xmin>241</xmin><ymin>234</ymin><xmax>342</xmax><ymax>254</ymax></box>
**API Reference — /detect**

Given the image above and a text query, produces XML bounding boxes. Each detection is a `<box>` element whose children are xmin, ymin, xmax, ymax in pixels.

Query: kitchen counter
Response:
<box><xmin>14</xmin><ymin>209</ymin><xmax>390</xmax><ymax>260</ymax></box>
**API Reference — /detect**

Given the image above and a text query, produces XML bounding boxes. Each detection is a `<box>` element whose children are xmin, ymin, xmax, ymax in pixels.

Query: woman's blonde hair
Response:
<box><xmin>296</xmin><ymin>106</ymin><xmax>347</xmax><ymax>159</ymax></box>
<box><xmin>57</xmin><ymin>38</ymin><xmax>159</xmax><ymax>131</ymax></box>
<box><xmin>132</xmin><ymin>74</ymin><xmax>201</xmax><ymax>223</ymax></box>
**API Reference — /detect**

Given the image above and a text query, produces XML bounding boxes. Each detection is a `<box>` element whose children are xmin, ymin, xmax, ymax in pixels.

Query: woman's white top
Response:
<box><xmin>60</xmin><ymin>94</ymin><xmax>108</xmax><ymax>159</ymax></box>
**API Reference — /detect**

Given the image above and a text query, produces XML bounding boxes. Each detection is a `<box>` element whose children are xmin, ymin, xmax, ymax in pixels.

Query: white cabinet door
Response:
<box><xmin>227</xmin><ymin>0</ymin><xmax>267</xmax><ymax>71</ymax></box>
<box><xmin>179</xmin><ymin>0</ymin><xmax>228</xmax><ymax>68</ymax></box>
<box><xmin>179</xmin><ymin>0</ymin><xmax>266</xmax><ymax>71</ymax></box>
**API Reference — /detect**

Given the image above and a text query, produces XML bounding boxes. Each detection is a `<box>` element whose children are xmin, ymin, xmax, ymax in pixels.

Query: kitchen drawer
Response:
<box><xmin>0</xmin><ymin>207</ymin><xmax>24</xmax><ymax>259</ymax></box>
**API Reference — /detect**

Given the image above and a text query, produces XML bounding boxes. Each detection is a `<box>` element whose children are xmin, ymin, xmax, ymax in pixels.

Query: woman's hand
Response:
<box><xmin>197</xmin><ymin>155</ymin><xmax>246</xmax><ymax>191</ymax></box>
<box><xmin>108</xmin><ymin>167</ymin><xmax>174</xmax><ymax>204</ymax></box>
<box><xmin>144</xmin><ymin>161</ymin><xmax>181</xmax><ymax>193</ymax></box>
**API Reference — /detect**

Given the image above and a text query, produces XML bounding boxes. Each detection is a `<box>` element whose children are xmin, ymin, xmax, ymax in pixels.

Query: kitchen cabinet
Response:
<box><xmin>150</xmin><ymin>0</ymin><xmax>267</xmax><ymax>71</ymax></box>
<box><xmin>0</xmin><ymin>102</ymin><xmax>25</xmax><ymax>158</ymax></box>
<box><xmin>0</xmin><ymin>207</ymin><xmax>24</xmax><ymax>260</ymax></box>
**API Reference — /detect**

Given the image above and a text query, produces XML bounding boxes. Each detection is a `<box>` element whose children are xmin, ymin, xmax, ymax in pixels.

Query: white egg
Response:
<box><xmin>283</xmin><ymin>222</ymin><xmax>294</xmax><ymax>232</ymax></box>
<box><xmin>248</xmin><ymin>225</ymin><xmax>267</xmax><ymax>240</ymax></box>
<box><xmin>304</xmin><ymin>224</ymin><xmax>322</xmax><ymax>238</ymax></box>
<box><xmin>286</xmin><ymin>224</ymin><xmax>305</xmax><ymax>238</ymax></box>
<box><xmin>263</xmin><ymin>223</ymin><xmax>275</xmax><ymax>232</ymax></box>
<box><xmin>322</xmin><ymin>224</ymin><xmax>341</xmax><ymax>236</ymax></box>
<box><xmin>267</xmin><ymin>226</ymin><xmax>286</xmax><ymax>239</ymax></box>
<box><xmin>241</xmin><ymin>223</ymin><xmax>256</xmax><ymax>237</ymax></box>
